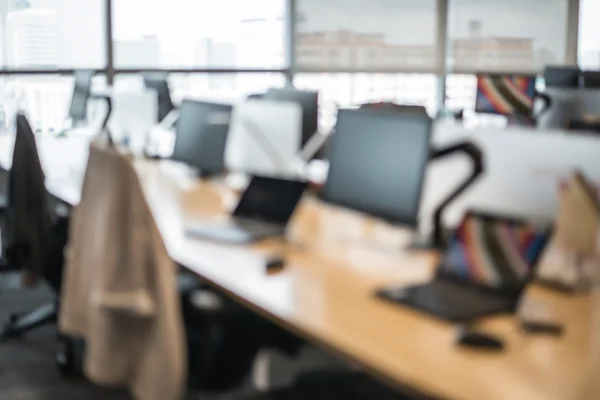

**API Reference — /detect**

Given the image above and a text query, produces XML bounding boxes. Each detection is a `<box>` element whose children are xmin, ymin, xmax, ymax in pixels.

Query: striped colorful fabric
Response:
<box><xmin>441</xmin><ymin>214</ymin><xmax>548</xmax><ymax>289</ymax></box>
<box><xmin>475</xmin><ymin>75</ymin><xmax>537</xmax><ymax>116</ymax></box>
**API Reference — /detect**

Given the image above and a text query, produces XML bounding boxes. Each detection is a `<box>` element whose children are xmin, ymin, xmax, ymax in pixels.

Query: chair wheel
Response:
<box><xmin>56</xmin><ymin>337</ymin><xmax>79</xmax><ymax>377</ymax></box>
<box><xmin>57</xmin><ymin>349</ymin><xmax>77</xmax><ymax>377</ymax></box>
<box><xmin>0</xmin><ymin>324</ymin><xmax>21</xmax><ymax>342</ymax></box>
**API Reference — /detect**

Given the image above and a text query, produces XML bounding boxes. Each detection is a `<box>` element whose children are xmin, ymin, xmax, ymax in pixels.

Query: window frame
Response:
<box><xmin>0</xmin><ymin>0</ymin><xmax>582</xmax><ymax>114</ymax></box>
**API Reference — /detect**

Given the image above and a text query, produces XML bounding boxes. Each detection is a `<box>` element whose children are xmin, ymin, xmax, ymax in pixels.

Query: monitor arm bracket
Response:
<box><xmin>409</xmin><ymin>140</ymin><xmax>484</xmax><ymax>250</ymax></box>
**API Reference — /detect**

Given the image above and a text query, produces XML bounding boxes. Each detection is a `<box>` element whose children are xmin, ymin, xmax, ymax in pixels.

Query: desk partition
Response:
<box><xmin>420</xmin><ymin>122</ymin><xmax>600</xmax><ymax>236</ymax></box>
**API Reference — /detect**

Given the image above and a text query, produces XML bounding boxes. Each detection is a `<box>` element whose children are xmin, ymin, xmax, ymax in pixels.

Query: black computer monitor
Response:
<box><xmin>544</xmin><ymin>66</ymin><xmax>580</xmax><ymax>88</ymax></box>
<box><xmin>143</xmin><ymin>74</ymin><xmax>175</xmax><ymax>122</ymax></box>
<box><xmin>69</xmin><ymin>70</ymin><xmax>94</xmax><ymax>125</ymax></box>
<box><xmin>264</xmin><ymin>88</ymin><xmax>318</xmax><ymax>148</ymax></box>
<box><xmin>171</xmin><ymin>99</ymin><xmax>232</xmax><ymax>176</ymax></box>
<box><xmin>320</xmin><ymin>108</ymin><xmax>432</xmax><ymax>227</ymax></box>
<box><xmin>582</xmin><ymin>70</ymin><xmax>600</xmax><ymax>89</ymax></box>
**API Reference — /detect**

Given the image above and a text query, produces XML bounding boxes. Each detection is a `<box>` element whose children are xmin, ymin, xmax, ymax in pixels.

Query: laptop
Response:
<box><xmin>184</xmin><ymin>176</ymin><xmax>308</xmax><ymax>244</ymax></box>
<box><xmin>377</xmin><ymin>211</ymin><xmax>552</xmax><ymax>322</ymax></box>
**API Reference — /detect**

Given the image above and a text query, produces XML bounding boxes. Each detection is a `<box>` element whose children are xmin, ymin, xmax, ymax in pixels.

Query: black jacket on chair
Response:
<box><xmin>4</xmin><ymin>114</ymin><xmax>53</xmax><ymax>286</ymax></box>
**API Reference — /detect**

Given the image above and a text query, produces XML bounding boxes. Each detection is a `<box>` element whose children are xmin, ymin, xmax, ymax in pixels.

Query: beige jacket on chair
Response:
<box><xmin>59</xmin><ymin>138</ymin><xmax>187</xmax><ymax>400</ymax></box>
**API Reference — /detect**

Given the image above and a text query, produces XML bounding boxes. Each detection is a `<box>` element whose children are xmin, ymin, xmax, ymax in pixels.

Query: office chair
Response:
<box><xmin>360</xmin><ymin>102</ymin><xmax>428</xmax><ymax>115</ymax></box>
<box><xmin>143</xmin><ymin>72</ymin><xmax>175</xmax><ymax>123</ymax></box>
<box><xmin>68</xmin><ymin>69</ymin><xmax>94</xmax><ymax>126</ymax></box>
<box><xmin>238</xmin><ymin>371</ymin><xmax>407</xmax><ymax>399</ymax></box>
<box><xmin>0</xmin><ymin>114</ymin><xmax>63</xmax><ymax>342</ymax></box>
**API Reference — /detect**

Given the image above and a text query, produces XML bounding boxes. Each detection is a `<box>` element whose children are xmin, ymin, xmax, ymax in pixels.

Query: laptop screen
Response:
<box><xmin>439</xmin><ymin>213</ymin><xmax>551</xmax><ymax>291</ymax></box>
<box><xmin>233</xmin><ymin>176</ymin><xmax>308</xmax><ymax>224</ymax></box>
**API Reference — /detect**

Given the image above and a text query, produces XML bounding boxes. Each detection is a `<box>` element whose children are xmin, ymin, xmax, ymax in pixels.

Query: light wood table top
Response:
<box><xmin>137</xmin><ymin>159</ymin><xmax>600</xmax><ymax>400</ymax></box>
<box><xmin>2</xmin><ymin>133</ymin><xmax>599</xmax><ymax>399</ymax></box>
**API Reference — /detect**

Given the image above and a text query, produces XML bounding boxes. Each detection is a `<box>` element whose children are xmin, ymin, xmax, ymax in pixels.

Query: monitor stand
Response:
<box><xmin>407</xmin><ymin>141</ymin><xmax>484</xmax><ymax>251</ymax></box>
<box><xmin>407</xmin><ymin>229</ymin><xmax>451</xmax><ymax>251</ymax></box>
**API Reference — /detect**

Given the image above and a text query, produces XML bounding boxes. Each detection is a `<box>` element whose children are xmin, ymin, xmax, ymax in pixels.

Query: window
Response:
<box><xmin>294</xmin><ymin>73</ymin><xmax>438</xmax><ymax>132</ymax></box>
<box><xmin>0</xmin><ymin>74</ymin><xmax>106</xmax><ymax>133</ymax></box>
<box><xmin>296</xmin><ymin>0</ymin><xmax>438</xmax><ymax>72</ymax></box>
<box><xmin>1</xmin><ymin>0</ymin><xmax>106</xmax><ymax>68</ymax></box>
<box><xmin>112</xmin><ymin>0</ymin><xmax>285</xmax><ymax>69</ymax></box>
<box><xmin>447</xmin><ymin>0</ymin><xmax>569</xmax><ymax>73</ymax></box>
<box><xmin>114</xmin><ymin>73</ymin><xmax>285</xmax><ymax>103</ymax></box>
<box><xmin>578</xmin><ymin>0</ymin><xmax>600</xmax><ymax>69</ymax></box>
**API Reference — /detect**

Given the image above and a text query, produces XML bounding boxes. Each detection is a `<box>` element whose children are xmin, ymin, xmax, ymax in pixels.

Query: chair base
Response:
<box><xmin>0</xmin><ymin>302</ymin><xmax>57</xmax><ymax>341</ymax></box>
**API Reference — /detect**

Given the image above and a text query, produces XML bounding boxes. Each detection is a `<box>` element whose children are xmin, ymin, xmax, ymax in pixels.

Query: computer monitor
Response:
<box><xmin>171</xmin><ymin>99</ymin><xmax>232</xmax><ymax>176</ymax></box>
<box><xmin>582</xmin><ymin>71</ymin><xmax>600</xmax><ymax>89</ymax></box>
<box><xmin>69</xmin><ymin>70</ymin><xmax>94</xmax><ymax>125</ymax></box>
<box><xmin>264</xmin><ymin>88</ymin><xmax>318</xmax><ymax>147</ymax></box>
<box><xmin>544</xmin><ymin>66</ymin><xmax>580</xmax><ymax>88</ymax></box>
<box><xmin>143</xmin><ymin>74</ymin><xmax>175</xmax><ymax>122</ymax></box>
<box><xmin>320</xmin><ymin>108</ymin><xmax>432</xmax><ymax>227</ymax></box>
<box><xmin>475</xmin><ymin>74</ymin><xmax>537</xmax><ymax>116</ymax></box>
<box><xmin>225</xmin><ymin>99</ymin><xmax>302</xmax><ymax>177</ymax></box>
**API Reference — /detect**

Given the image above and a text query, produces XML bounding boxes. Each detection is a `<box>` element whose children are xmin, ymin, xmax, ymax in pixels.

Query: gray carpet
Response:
<box><xmin>0</xmin><ymin>273</ymin><xmax>252</xmax><ymax>400</ymax></box>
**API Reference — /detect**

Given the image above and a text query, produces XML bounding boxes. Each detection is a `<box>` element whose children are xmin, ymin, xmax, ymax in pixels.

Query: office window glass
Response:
<box><xmin>294</xmin><ymin>73</ymin><xmax>438</xmax><ymax>132</ymax></box>
<box><xmin>112</xmin><ymin>0</ymin><xmax>285</xmax><ymax>69</ymax></box>
<box><xmin>114</xmin><ymin>73</ymin><xmax>285</xmax><ymax>103</ymax></box>
<box><xmin>578</xmin><ymin>0</ymin><xmax>600</xmax><ymax>69</ymax></box>
<box><xmin>447</xmin><ymin>0</ymin><xmax>568</xmax><ymax>73</ymax></box>
<box><xmin>0</xmin><ymin>0</ymin><xmax>106</xmax><ymax>68</ymax></box>
<box><xmin>296</xmin><ymin>0</ymin><xmax>438</xmax><ymax>72</ymax></box>
<box><xmin>0</xmin><ymin>74</ymin><xmax>106</xmax><ymax>134</ymax></box>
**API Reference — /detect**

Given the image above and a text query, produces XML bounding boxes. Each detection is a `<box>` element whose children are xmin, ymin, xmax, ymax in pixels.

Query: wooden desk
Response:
<box><xmin>1</xmin><ymin>134</ymin><xmax>599</xmax><ymax>400</ymax></box>
<box><xmin>138</xmin><ymin>160</ymin><xmax>600</xmax><ymax>400</ymax></box>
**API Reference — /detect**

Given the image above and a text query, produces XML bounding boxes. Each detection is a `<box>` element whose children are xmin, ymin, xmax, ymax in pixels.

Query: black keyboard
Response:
<box><xmin>403</xmin><ymin>279</ymin><xmax>511</xmax><ymax>322</ymax></box>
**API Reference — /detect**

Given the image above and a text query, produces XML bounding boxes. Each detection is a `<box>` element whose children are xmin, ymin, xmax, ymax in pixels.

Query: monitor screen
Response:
<box><xmin>234</xmin><ymin>176</ymin><xmax>308</xmax><ymax>224</ymax></box>
<box><xmin>582</xmin><ymin>71</ymin><xmax>600</xmax><ymax>89</ymax></box>
<box><xmin>172</xmin><ymin>100</ymin><xmax>232</xmax><ymax>174</ymax></box>
<box><xmin>264</xmin><ymin>88</ymin><xmax>318</xmax><ymax>148</ymax></box>
<box><xmin>475</xmin><ymin>74</ymin><xmax>537</xmax><ymax>116</ymax></box>
<box><xmin>143</xmin><ymin>76</ymin><xmax>174</xmax><ymax>122</ymax></box>
<box><xmin>544</xmin><ymin>66</ymin><xmax>580</xmax><ymax>88</ymax></box>
<box><xmin>439</xmin><ymin>212</ymin><xmax>551</xmax><ymax>291</ymax></box>
<box><xmin>69</xmin><ymin>70</ymin><xmax>94</xmax><ymax>124</ymax></box>
<box><xmin>320</xmin><ymin>108</ymin><xmax>432</xmax><ymax>227</ymax></box>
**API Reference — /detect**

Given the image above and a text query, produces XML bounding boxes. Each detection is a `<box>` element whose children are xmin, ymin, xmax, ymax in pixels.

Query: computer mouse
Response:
<box><xmin>265</xmin><ymin>253</ymin><xmax>285</xmax><ymax>272</ymax></box>
<box><xmin>456</xmin><ymin>328</ymin><xmax>504</xmax><ymax>351</ymax></box>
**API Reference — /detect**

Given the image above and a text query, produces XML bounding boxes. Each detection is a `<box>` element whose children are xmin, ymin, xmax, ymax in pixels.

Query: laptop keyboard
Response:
<box><xmin>405</xmin><ymin>279</ymin><xmax>511</xmax><ymax>321</ymax></box>
<box><xmin>231</xmin><ymin>218</ymin><xmax>283</xmax><ymax>236</ymax></box>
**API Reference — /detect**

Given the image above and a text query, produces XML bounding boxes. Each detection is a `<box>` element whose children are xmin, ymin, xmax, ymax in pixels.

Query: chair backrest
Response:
<box><xmin>360</xmin><ymin>102</ymin><xmax>428</xmax><ymax>116</ymax></box>
<box><xmin>69</xmin><ymin>70</ymin><xmax>94</xmax><ymax>125</ymax></box>
<box><xmin>6</xmin><ymin>114</ymin><xmax>52</xmax><ymax>285</ymax></box>
<box><xmin>143</xmin><ymin>73</ymin><xmax>175</xmax><ymax>122</ymax></box>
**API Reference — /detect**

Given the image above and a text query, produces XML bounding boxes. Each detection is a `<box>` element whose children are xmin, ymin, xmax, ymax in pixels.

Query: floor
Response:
<box><xmin>0</xmin><ymin>273</ymin><xmax>252</xmax><ymax>400</ymax></box>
